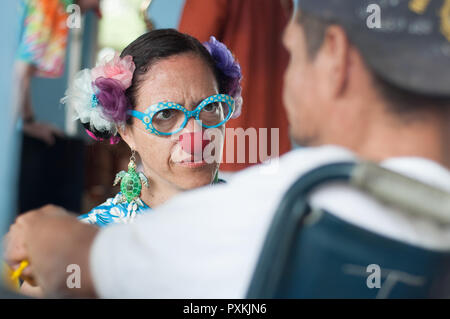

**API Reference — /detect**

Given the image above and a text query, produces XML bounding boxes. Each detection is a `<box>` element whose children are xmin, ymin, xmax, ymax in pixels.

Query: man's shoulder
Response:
<box><xmin>160</xmin><ymin>145</ymin><xmax>357</xmax><ymax>217</ymax></box>
<box><xmin>229</xmin><ymin>145</ymin><xmax>357</xmax><ymax>188</ymax></box>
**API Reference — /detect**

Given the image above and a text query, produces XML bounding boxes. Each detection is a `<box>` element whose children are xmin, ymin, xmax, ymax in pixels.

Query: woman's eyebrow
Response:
<box><xmin>162</xmin><ymin>95</ymin><xmax>215</xmax><ymax>109</ymax></box>
<box><xmin>183</xmin><ymin>97</ymin><xmax>210</xmax><ymax>110</ymax></box>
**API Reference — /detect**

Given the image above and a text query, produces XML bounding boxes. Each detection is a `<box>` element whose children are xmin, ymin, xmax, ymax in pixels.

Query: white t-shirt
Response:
<box><xmin>89</xmin><ymin>145</ymin><xmax>450</xmax><ymax>298</ymax></box>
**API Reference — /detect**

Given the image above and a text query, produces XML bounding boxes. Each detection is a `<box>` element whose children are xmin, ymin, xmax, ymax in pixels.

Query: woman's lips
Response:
<box><xmin>171</xmin><ymin>143</ymin><xmax>215</xmax><ymax>168</ymax></box>
<box><xmin>176</xmin><ymin>160</ymin><xmax>208</xmax><ymax>168</ymax></box>
<box><xmin>175</xmin><ymin>154</ymin><xmax>209</xmax><ymax>167</ymax></box>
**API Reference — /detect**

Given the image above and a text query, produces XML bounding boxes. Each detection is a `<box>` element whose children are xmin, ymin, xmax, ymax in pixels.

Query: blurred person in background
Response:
<box><xmin>17</xmin><ymin>0</ymin><xmax>100</xmax><ymax>145</ymax></box>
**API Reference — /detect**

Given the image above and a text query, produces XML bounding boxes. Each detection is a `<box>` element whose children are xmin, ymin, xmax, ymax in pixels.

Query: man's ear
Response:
<box><xmin>318</xmin><ymin>25</ymin><xmax>351</xmax><ymax>98</ymax></box>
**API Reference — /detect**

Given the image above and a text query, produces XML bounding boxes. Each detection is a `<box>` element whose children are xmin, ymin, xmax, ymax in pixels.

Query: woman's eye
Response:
<box><xmin>204</xmin><ymin>103</ymin><xmax>219</xmax><ymax>112</ymax></box>
<box><xmin>156</xmin><ymin>109</ymin><xmax>175</xmax><ymax>120</ymax></box>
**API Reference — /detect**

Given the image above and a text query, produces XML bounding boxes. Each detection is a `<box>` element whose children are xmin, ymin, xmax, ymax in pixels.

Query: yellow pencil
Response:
<box><xmin>10</xmin><ymin>260</ymin><xmax>29</xmax><ymax>281</ymax></box>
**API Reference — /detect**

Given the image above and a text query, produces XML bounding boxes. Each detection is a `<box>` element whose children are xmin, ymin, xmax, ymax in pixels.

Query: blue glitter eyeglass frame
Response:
<box><xmin>127</xmin><ymin>94</ymin><xmax>235</xmax><ymax>136</ymax></box>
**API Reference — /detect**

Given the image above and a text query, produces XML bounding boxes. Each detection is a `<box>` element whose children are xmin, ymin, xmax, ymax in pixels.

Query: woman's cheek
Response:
<box><xmin>137</xmin><ymin>134</ymin><xmax>170</xmax><ymax>169</ymax></box>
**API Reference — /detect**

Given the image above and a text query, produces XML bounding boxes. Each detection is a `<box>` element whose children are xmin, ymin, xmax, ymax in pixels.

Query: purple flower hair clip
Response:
<box><xmin>203</xmin><ymin>36</ymin><xmax>243</xmax><ymax>118</ymax></box>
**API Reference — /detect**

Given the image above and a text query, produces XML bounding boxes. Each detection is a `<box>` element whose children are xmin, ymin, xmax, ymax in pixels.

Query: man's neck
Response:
<box><xmin>353</xmin><ymin>110</ymin><xmax>450</xmax><ymax>168</ymax></box>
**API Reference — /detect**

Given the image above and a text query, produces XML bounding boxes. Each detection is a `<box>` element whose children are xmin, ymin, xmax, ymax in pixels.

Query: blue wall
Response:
<box><xmin>31</xmin><ymin>65</ymin><xmax>70</xmax><ymax>131</ymax></box>
<box><xmin>0</xmin><ymin>0</ymin><xmax>22</xmax><ymax>234</ymax></box>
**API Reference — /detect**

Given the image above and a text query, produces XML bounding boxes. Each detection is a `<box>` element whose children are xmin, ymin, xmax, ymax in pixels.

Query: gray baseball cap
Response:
<box><xmin>297</xmin><ymin>0</ymin><xmax>450</xmax><ymax>97</ymax></box>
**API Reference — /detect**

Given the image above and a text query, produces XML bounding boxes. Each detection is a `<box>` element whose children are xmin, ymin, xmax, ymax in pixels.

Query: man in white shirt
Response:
<box><xmin>4</xmin><ymin>0</ymin><xmax>450</xmax><ymax>298</ymax></box>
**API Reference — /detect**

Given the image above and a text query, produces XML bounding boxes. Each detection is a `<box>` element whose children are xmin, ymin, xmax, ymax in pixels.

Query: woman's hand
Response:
<box><xmin>3</xmin><ymin>205</ymin><xmax>99</xmax><ymax>298</ymax></box>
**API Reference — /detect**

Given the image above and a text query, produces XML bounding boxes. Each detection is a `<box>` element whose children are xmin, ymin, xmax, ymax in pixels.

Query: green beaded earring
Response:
<box><xmin>113</xmin><ymin>150</ymin><xmax>149</xmax><ymax>206</ymax></box>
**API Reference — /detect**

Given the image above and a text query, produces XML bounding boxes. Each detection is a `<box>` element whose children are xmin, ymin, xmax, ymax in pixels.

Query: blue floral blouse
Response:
<box><xmin>78</xmin><ymin>179</ymin><xmax>225</xmax><ymax>227</ymax></box>
<box><xmin>78</xmin><ymin>192</ymin><xmax>150</xmax><ymax>228</ymax></box>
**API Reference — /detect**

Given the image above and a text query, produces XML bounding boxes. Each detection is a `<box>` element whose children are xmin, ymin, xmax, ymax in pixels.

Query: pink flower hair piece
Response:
<box><xmin>91</xmin><ymin>53</ymin><xmax>135</xmax><ymax>90</ymax></box>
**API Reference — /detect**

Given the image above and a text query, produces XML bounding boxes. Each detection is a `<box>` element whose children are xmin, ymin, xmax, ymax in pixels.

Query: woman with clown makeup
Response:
<box><xmin>14</xmin><ymin>30</ymin><xmax>242</xmax><ymax>296</ymax></box>
<box><xmin>63</xmin><ymin>29</ymin><xmax>243</xmax><ymax>227</ymax></box>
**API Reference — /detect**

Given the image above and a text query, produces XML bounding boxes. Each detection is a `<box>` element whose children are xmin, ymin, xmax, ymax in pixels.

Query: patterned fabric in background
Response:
<box><xmin>17</xmin><ymin>0</ymin><xmax>73</xmax><ymax>77</ymax></box>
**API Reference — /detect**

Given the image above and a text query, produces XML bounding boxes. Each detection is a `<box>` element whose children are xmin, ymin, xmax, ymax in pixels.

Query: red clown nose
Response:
<box><xmin>179</xmin><ymin>132</ymin><xmax>210</xmax><ymax>155</ymax></box>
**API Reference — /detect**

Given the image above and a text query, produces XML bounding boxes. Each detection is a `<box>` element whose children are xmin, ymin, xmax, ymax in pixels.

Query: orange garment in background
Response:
<box><xmin>179</xmin><ymin>0</ymin><xmax>291</xmax><ymax>172</ymax></box>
